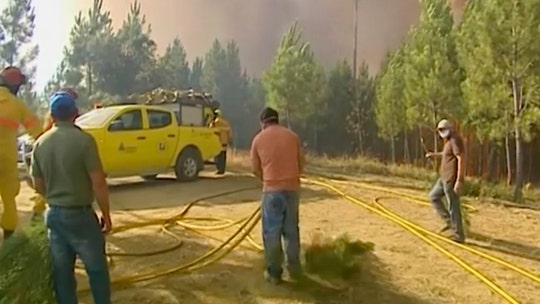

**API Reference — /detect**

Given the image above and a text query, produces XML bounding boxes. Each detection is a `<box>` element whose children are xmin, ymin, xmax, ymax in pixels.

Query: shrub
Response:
<box><xmin>0</xmin><ymin>222</ymin><xmax>55</xmax><ymax>304</ymax></box>
<box><xmin>304</xmin><ymin>233</ymin><xmax>374</xmax><ymax>280</ymax></box>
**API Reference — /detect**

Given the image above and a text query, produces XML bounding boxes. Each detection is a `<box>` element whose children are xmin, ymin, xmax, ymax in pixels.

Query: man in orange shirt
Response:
<box><xmin>250</xmin><ymin>107</ymin><xmax>305</xmax><ymax>284</ymax></box>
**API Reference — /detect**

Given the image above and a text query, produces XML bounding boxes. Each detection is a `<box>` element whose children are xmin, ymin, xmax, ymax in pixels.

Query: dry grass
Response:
<box><xmin>229</xmin><ymin>150</ymin><xmax>540</xmax><ymax>204</ymax></box>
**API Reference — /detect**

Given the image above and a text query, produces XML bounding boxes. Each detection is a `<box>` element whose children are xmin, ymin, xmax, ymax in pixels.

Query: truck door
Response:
<box><xmin>145</xmin><ymin>109</ymin><xmax>178</xmax><ymax>169</ymax></box>
<box><xmin>103</xmin><ymin>109</ymin><xmax>146</xmax><ymax>175</ymax></box>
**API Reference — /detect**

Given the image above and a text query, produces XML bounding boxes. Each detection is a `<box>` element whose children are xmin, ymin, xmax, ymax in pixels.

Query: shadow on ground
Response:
<box><xmin>468</xmin><ymin>231</ymin><xmax>540</xmax><ymax>262</ymax></box>
<box><xmin>107</xmin><ymin>173</ymin><xmax>335</xmax><ymax>211</ymax></box>
<box><xmin>79</xmin><ymin>229</ymin><xmax>432</xmax><ymax>304</ymax></box>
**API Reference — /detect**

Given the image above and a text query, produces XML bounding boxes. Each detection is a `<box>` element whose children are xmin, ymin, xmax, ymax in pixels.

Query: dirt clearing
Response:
<box><xmin>10</xmin><ymin>170</ymin><xmax>540</xmax><ymax>304</ymax></box>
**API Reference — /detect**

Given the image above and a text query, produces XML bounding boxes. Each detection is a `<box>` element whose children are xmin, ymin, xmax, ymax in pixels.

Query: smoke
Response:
<box><xmin>71</xmin><ymin>0</ymin><xmax>466</xmax><ymax>75</ymax></box>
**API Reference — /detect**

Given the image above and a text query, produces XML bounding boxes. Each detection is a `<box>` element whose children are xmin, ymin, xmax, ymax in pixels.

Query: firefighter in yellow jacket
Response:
<box><xmin>210</xmin><ymin>109</ymin><xmax>232</xmax><ymax>175</ymax></box>
<box><xmin>28</xmin><ymin>87</ymin><xmax>79</xmax><ymax>219</ymax></box>
<box><xmin>0</xmin><ymin>66</ymin><xmax>42</xmax><ymax>240</ymax></box>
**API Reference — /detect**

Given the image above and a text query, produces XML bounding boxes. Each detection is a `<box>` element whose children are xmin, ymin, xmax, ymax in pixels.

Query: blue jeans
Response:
<box><xmin>429</xmin><ymin>178</ymin><xmax>465</xmax><ymax>240</ymax></box>
<box><xmin>45</xmin><ymin>206</ymin><xmax>111</xmax><ymax>304</ymax></box>
<box><xmin>261</xmin><ymin>191</ymin><xmax>301</xmax><ymax>279</ymax></box>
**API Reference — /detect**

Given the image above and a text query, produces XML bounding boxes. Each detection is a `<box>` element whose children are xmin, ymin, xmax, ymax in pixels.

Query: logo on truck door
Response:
<box><xmin>158</xmin><ymin>142</ymin><xmax>166</xmax><ymax>151</ymax></box>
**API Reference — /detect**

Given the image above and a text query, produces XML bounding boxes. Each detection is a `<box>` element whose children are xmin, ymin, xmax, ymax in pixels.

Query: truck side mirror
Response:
<box><xmin>108</xmin><ymin>120</ymin><xmax>124</xmax><ymax>131</ymax></box>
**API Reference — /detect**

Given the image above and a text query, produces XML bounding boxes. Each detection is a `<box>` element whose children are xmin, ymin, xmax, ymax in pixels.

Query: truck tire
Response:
<box><xmin>175</xmin><ymin>147</ymin><xmax>202</xmax><ymax>182</ymax></box>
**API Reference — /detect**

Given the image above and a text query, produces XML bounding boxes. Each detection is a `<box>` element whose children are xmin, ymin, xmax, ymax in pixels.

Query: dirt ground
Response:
<box><xmin>12</xmin><ymin>164</ymin><xmax>540</xmax><ymax>304</ymax></box>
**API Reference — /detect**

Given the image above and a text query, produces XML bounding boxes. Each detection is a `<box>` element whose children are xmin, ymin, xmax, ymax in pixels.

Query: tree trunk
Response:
<box><xmin>505</xmin><ymin>132</ymin><xmax>512</xmax><ymax>186</ymax></box>
<box><xmin>404</xmin><ymin>133</ymin><xmax>410</xmax><ymax>163</ymax></box>
<box><xmin>86</xmin><ymin>64</ymin><xmax>93</xmax><ymax>97</ymax></box>
<box><xmin>486</xmin><ymin>143</ymin><xmax>497</xmax><ymax>182</ymax></box>
<box><xmin>512</xmin><ymin>78</ymin><xmax>524</xmax><ymax>202</ymax></box>
<box><xmin>527</xmin><ymin>144</ymin><xmax>532</xmax><ymax>182</ymax></box>
<box><xmin>390</xmin><ymin>138</ymin><xmax>396</xmax><ymax>164</ymax></box>
<box><xmin>514</xmin><ymin>130</ymin><xmax>524</xmax><ymax>201</ymax></box>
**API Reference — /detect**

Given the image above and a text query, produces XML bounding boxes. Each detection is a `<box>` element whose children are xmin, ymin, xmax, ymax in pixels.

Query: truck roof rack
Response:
<box><xmin>127</xmin><ymin>88</ymin><xmax>220</xmax><ymax>109</ymax></box>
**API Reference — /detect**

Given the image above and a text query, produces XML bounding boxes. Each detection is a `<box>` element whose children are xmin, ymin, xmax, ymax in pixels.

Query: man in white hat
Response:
<box><xmin>425</xmin><ymin>119</ymin><xmax>466</xmax><ymax>243</ymax></box>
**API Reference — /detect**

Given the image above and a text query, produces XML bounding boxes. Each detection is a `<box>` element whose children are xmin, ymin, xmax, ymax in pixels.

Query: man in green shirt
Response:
<box><xmin>30</xmin><ymin>91</ymin><xmax>112</xmax><ymax>304</ymax></box>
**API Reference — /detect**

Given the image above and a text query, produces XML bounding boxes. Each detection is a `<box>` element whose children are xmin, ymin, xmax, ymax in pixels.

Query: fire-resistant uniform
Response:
<box><xmin>29</xmin><ymin>87</ymin><xmax>79</xmax><ymax>216</ymax></box>
<box><xmin>209</xmin><ymin>109</ymin><xmax>232</xmax><ymax>174</ymax></box>
<box><xmin>0</xmin><ymin>67</ymin><xmax>42</xmax><ymax>236</ymax></box>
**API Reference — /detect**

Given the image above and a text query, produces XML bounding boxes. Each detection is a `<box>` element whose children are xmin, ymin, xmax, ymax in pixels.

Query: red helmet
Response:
<box><xmin>0</xmin><ymin>66</ymin><xmax>27</xmax><ymax>87</ymax></box>
<box><xmin>59</xmin><ymin>87</ymin><xmax>78</xmax><ymax>100</ymax></box>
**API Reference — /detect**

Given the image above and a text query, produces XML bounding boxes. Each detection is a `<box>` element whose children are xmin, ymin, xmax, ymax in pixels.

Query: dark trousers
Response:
<box><xmin>261</xmin><ymin>191</ymin><xmax>301</xmax><ymax>279</ymax></box>
<box><xmin>215</xmin><ymin>148</ymin><xmax>227</xmax><ymax>174</ymax></box>
<box><xmin>45</xmin><ymin>206</ymin><xmax>111</xmax><ymax>304</ymax></box>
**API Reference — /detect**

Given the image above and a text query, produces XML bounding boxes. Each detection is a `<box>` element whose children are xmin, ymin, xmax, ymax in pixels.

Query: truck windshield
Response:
<box><xmin>76</xmin><ymin>107</ymin><xmax>118</xmax><ymax>128</ymax></box>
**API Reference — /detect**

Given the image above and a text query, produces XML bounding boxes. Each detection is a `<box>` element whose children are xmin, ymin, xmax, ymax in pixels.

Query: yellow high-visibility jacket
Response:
<box><xmin>210</xmin><ymin>117</ymin><xmax>232</xmax><ymax>146</ymax></box>
<box><xmin>0</xmin><ymin>87</ymin><xmax>42</xmax><ymax>162</ymax></box>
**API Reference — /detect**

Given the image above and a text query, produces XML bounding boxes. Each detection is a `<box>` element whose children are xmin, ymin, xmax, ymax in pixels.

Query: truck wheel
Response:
<box><xmin>175</xmin><ymin>148</ymin><xmax>202</xmax><ymax>182</ymax></box>
<box><xmin>141</xmin><ymin>174</ymin><xmax>158</xmax><ymax>181</ymax></box>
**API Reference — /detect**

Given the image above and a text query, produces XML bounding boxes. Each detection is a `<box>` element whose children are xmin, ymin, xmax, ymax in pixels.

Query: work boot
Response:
<box><xmin>3</xmin><ymin>230</ymin><xmax>14</xmax><ymax>241</ymax></box>
<box><xmin>438</xmin><ymin>220</ymin><xmax>452</xmax><ymax>234</ymax></box>
<box><xmin>451</xmin><ymin>235</ymin><xmax>465</xmax><ymax>244</ymax></box>
<box><xmin>264</xmin><ymin>271</ymin><xmax>283</xmax><ymax>285</ymax></box>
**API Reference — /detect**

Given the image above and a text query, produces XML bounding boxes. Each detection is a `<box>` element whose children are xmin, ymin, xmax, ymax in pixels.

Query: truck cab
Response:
<box><xmin>76</xmin><ymin>97</ymin><xmax>222</xmax><ymax>181</ymax></box>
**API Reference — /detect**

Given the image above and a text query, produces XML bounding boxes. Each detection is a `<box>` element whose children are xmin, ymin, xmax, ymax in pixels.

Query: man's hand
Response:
<box><xmin>426</xmin><ymin>152</ymin><xmax>442</xmax><ymax>159</ymax></box>
<box><xmin>454</xmin><ymin>180</ymin><xmax>463</xmax><ymax>195</ymax></box>
<box><xmin>101</xmin><ymin>214</ymin><xmax>112</xmax><ymax>234</ymax></box>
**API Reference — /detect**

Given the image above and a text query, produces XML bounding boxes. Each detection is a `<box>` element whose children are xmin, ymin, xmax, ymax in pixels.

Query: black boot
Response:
<box><xmin>3</xmin><ymin>230</ymin><xmax>14</xmax><ymax>241</ymax></box>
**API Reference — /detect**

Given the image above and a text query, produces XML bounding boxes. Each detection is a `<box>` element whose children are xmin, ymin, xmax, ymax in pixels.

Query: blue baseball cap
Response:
<box><xmin>49</xmin><ymin>92</ymin><xmax>77</xmax><ymax>119</ymax></box>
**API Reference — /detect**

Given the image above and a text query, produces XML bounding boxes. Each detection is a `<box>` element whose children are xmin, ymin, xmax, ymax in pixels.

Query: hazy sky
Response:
<box><xmin>0</xmin><ymin>0</ymin><xmax>465</xmax><ymax>91</ymax></box>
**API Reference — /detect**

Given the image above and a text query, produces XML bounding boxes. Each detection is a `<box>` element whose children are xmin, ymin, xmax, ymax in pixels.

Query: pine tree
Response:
<box><xmin>0</xmin><ymin>0</ymin><xmax>39</xmax><ymax>110</ymax></box>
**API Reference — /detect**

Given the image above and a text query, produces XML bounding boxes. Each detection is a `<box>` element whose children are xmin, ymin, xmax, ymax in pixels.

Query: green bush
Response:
<box><xmin>0</xmin><ymin>222</ymin><xmax>55</xmax><ymax>304</ymax></box>
<box><xmin>304</xmin><ymin>233</ymin><xmax>374</xmax><ymax>280</ymax></box>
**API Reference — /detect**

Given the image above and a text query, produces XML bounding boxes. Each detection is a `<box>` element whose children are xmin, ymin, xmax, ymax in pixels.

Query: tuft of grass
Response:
<box><xmin>0</xmin><ymin>221</ymin><xmax>55</xmax><ymax>304</ymax></box>
<box><xmin>304</xmin><ymin>233</ymin><xmax>374</xmax><ymax>280</ymax></box>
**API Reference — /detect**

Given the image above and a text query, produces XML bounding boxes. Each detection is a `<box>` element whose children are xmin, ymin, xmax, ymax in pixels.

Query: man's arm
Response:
<box><xmin>84</xmin><ymin>136</ymin><xmax>112</xmax><ymax>231</ymax></box>
<box><xmin>18</xmin><ymin>100</ymin><xmax>43</xmax><ymax>139</ymax></box>
<box><xmin>452</xmin><ymin>138</ymin><xmax>465</xmax><ymax>182</ymax></box>
<box><xmin>297</xmin><ymin>137</ymin><xmax>305</xmax><ymax>173</ymax></box>
<box><xmin>250</xmin><ymin>138</ymin><xmax>262</xmax><ymax>179</ymax></box>
<box><xmin>426</xmin><ymin>151</ymin><xmax>443</xmax><ymax>158</ymax></box>
<box><xmin>29</xmin><ymin>145</ymin><xmax>45</xmax><ymax>195</ymax></box>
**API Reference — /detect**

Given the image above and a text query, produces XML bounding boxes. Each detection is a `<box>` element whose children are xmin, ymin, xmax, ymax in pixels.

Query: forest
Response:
<box><xmin>2</xmin><ymin>0</ymin><xmax>540</xmax><ymax>200</ymax></box>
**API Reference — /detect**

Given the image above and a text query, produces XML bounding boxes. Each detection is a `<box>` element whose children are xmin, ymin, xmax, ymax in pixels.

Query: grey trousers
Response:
<box><xmin>428</xmin><ymin>178</ymin><xmax>465</xmax><ymax>241</ymax></box>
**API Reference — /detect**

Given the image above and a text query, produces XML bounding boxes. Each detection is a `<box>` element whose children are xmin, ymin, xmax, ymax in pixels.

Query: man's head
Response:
<box><xmin>437</xmin><ymin>119</ymin><xmax>454</xmax><ymax>139</ymax></box>
<box><xmin>0</xmin><ymin>66</ymin><xmax>27</xmax><ymax>95</ymax></box>
<box><xmin>49</xmin><ymin>92</ymin><xmax>79</xmax><ymax>123</ymax></box>
<box><xmin>59</xmin><ymin>87</ymin><xmax>78</xmax><ymax>100</ymax></box>
<box><xmin>259</xmin><ymin>107</ymin><xmax>279</xmax><ymax>129</ymax></box>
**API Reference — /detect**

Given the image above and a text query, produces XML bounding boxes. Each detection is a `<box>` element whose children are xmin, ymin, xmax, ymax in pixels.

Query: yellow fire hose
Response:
<box><xmin>74</xmin><ymin>175</ymin><xmax>539</xmax><ymax>304</ymax></box>
<box><xmin>305</xmin><ymin>177</ymin><xmax>540</xmax><ymax>304</ymax></box>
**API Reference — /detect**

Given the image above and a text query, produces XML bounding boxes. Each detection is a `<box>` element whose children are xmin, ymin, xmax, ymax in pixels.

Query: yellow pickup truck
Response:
<box><xmin>75</xmin><ymin>101</ymin><xmax>222</xmax><ymax>181</ymax></box>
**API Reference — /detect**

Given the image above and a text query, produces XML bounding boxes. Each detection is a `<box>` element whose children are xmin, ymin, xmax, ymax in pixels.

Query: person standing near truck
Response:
<box><xmin>210</xmin><ymin>109</ymin><xmax>232</xmax><ymax>175</ymax></box>
<box><xmin>30</xmin><ymin>92</ymin><xmax>112</xmax><ymax>304</ymax></box>
<box><xmin>0</xmin><ymin>66</ymin><xmax>42</xmax><ymax>240</ymax></box>
<box><xmin>28</xmin><ymin>87</ymin><xmax>79</xmax><ymax>220</ymax></box>
<box><xmin>250</xmin><ymin>107</ymin><xmax>305</xmax><ymax>284</ymax></box>
<box><xmin>425</xmin><ymin>119</ymin><xmax>466</xmax><ymax>243</ymax></box>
